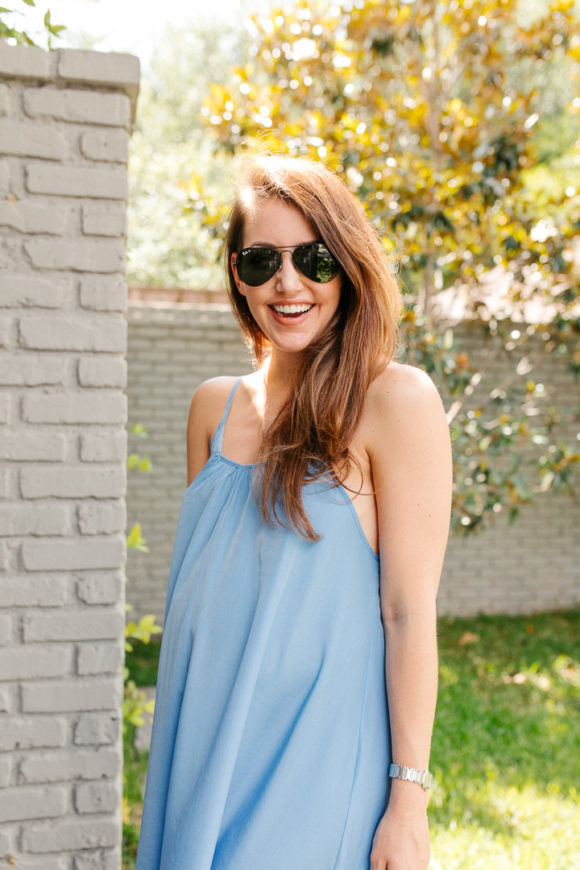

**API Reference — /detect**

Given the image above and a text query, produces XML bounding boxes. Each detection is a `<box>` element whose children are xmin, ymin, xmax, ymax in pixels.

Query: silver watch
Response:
<box><xmin>389</xmin><ymin>763</ymin><xmax>432</xmax><ymax>791</ymax></box>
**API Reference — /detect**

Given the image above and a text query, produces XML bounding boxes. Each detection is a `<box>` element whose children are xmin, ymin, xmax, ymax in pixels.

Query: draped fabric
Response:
<box><xmin>136</xmin><ymin>379</ymin><xmax>391</xmax><ymax>870</ymax></box>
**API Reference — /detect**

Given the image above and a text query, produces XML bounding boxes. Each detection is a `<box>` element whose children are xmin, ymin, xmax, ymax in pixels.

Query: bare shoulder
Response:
<box><xmin>362</xmin><ymin>363</ymin><xmax>451</xmax><ymax>480</ymax></box>
<box><xmin>188</xmin><ymin>375</ymin><xmax>239</xmax><ymax>426</ymax></box>
<box><xmin>367</xmin><ymin>360</ymin><xmax>445</xmax><ymax>424</ymax></box>
<box><xmin>186</xmin><ymin>375</ymin><xmax>239</xmax><ymax>485</ymax></box>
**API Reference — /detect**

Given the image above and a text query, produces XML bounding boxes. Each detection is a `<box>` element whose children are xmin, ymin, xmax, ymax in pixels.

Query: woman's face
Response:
<box><xmin>231</xmin><ymin>198</ymin><xmax>342</xmax><ymax>358</ymax></box>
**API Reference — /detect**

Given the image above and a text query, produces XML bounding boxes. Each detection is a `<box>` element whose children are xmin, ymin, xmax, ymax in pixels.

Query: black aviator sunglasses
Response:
<box><xmin>233</xmin><ymin>242</ymin><xmax>340</xmax><ymax>287</ymax></box>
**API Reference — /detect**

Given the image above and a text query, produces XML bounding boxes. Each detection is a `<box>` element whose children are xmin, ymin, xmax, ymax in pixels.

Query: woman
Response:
<box><xmin>136</xmin><ymin>154</ymin><xmax>452</xmax><ymax>870</ymax></box>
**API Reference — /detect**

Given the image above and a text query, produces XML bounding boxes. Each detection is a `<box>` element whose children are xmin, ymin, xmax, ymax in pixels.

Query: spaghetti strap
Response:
<box><xmin>210</xmin><ymin>377</ymin><xmax>242</xmax><ymax>454</ymax></box>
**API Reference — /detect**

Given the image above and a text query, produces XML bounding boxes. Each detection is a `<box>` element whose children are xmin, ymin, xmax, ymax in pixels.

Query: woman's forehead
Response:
<box><xmin>241</xmin><ymin>197</ymin><xmax>317</xmax><ymax>246</ymax></box>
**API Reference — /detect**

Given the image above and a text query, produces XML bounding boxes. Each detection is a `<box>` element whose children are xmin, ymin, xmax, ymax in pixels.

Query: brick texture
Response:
<box><xmin>73</xmin><ymin>713</ymin><xmax>119</xmax><ymax>747</ymax></box>
<box><xmin>25</xmin><ymin>162</ymin><xmax>128</xmax><ymax>199</ymax></box>
<box><xmin>0</xmin><ymin>43</ymin><xmax>137</xmax><ymax>867</ymax></box>
<box><xmin>74</xmin><ymin>779</ymin><xmax>121</xmax><ymax>814</ymax></box>
<box><xmin>0</xmin><ymin>43</ymin><xmax>50</xmax><ymax>79</ymax></box>
<box><xmin>0</xmin><ymin>644</ymin><xmax>71</xmax><ymax>681</ymax></box>
<box><xmin>0</xmin><ymin>355</ymin><xmax>66</xmax><ymax>386</ymax></box>
<box><xmin>23</xmin><ymin>608</ymin><xmax>125</xmax><ymax>642</ymax></box>
<box><xmin>21</xmin><ymin>818</ymin><xmax>120</xmax><ymax>852</ymax></box>
<box><xmin>0</xmin><ymin>120</ymin><xmax>66</xmax><ymax>160</ymax></box>
<box><xmin>23</xmin><ymin>87</ymin><xmax>130</xmax><ymax>127</ymax></box>
<box><xmin>19</xmin><ymin>746</ymin><xmax>121</xmax><ymax>783</ymax></box>
<box><xmin>0</xmin><ymin>717</ymin><xmax>68</xmax><ymax>751</ymax></box>
<box><xmin>0</xmin><ymin>200</ymin><xmax>68</xmax><ymax>234</ymax></box>
<box><xmin>24</xmin><ymin>237</ymin><xmax>125</xmax><ymax>272</ymax></box>
<box><xmin>0</xmin><ymin>502</ymin><xmax>70</xmax><ymax>538</ymax></box>
<box><xmin>80</xmin><ymin>129</ymin><xmax>129</xmax><ymax>163</ymax></box>
<box><xmin>19</xmin><ymin>313</ymin><xmax>126</xmax><ymax>352</ymax></box>
<box><xmin>20</xmin><ymin>466</ymin><xmax>126</xmax><ymax>500</ymax></box>
<box><xmin>77</xmin><ymin>572</ymin><xmax>124</xmax><ymax>605</ymax></box>
<box><xmin>0</xmin><ymin>785</ymin><xmax>67</xmax><ymax>822</ymax></box>
<box><xmin>0</xmin><ymin>273</ymin><xmax>65</xmax><ymax>308</ymax></box>
<box><xmin>21</xmin><ymin>679</ymin><xmax>123</xmax><ymax>715</ymax></box>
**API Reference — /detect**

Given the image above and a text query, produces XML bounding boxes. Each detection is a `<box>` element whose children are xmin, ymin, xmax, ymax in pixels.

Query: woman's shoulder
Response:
<box><xmin>369</xmin><ymin>360</ymin><xmax>442</xmax><ymax>406</ymax></box>
<box><xmin>189</xmin><ymin>375</ymin><xmax>240</xmax><ymax>413</ymax></box>
<box><xmin>187</xmin><ymin>376</ymin><xmax>241</xmax><ymax>444</ymax></box>
<box><xmin>186</xmin><ymin>376</ymin><xmax>243</xmax><ymax>484</ymax></box>
<box><xmin>361</xmin><ymin>361</ymin><xmax>448</xmax><ymax>448</ymax></box>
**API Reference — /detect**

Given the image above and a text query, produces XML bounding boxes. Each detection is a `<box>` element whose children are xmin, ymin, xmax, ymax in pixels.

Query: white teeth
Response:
<box><xmin>272</xmin><ymin>304</ymin><xmax>313</xmax><ymax>314</ymax></box>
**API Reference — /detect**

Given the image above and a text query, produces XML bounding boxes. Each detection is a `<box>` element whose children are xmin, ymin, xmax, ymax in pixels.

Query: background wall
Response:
<box><xmin>126</xmin><ymin>299</ymin><xmax>579</xmax><ymax>623</ymax></box>
<box><xmin>0</xmin><ymin>44</ymin><xmax>138</xmax><ymax>869</ymax></box>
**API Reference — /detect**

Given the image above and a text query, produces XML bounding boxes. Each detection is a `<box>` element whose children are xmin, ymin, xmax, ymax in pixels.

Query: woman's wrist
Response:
<box><xmin>387</xmin><ymin>776</ymin><xmax>430</xmax><ymax>812</ymax></box>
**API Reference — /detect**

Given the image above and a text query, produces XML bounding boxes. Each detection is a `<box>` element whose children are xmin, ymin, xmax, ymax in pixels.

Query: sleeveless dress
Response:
<box><xmin>135</xmin><ymin>378</ymin><xmax>391</xmax><ymax>870</ymax></box>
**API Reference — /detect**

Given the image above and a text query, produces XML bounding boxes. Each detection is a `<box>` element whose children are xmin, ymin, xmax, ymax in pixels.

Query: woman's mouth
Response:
<box><xmin>269</xmin><ymin>303</ymin><xmax>313</xmax><ymax>319</ymax></box>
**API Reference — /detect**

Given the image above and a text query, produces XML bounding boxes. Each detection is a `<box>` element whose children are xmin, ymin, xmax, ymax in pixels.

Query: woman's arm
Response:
<box><xmin>366</xmin><ymin>362</ymin><xmax>452</xmax><ymax>870</ymax></box>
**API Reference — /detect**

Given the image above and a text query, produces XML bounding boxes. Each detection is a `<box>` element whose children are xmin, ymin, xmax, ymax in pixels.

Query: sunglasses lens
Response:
<box><xmin>294</xmin><ymin>244</ymin><xmax>340</xmax><ymax>283</ymax></box>
<box><xmin>237</xmin><ymin>248</ymin><xmax>280</xmax><ymax>286</ymax></box>
<box><xmin>236</xmin><ymin>243</ymin><xmax>339</xmax><ymax>286</ymax></box>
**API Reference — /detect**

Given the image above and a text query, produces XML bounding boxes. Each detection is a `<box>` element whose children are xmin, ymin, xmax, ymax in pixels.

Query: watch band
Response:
<box><xmin>389</xmin><ymin>762</ymin><xmax>432</xmax><ymax>791</ymax></box>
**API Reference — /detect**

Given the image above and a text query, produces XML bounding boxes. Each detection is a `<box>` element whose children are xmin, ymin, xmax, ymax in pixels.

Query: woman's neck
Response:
<box><xmin>262</xmin><ymin>350</ymin><xmax>303</xmax><ymax>400</ymax></box>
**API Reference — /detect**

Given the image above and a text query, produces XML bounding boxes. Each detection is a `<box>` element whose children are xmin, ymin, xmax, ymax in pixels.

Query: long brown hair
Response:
<box><xmin>224</xmin><ymin>154</ymin><xmax>401</xmax><ymax>541</ymax></box>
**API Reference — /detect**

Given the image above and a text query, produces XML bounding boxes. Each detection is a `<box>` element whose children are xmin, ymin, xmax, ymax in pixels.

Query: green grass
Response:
<box><xmin>123</xmin><ymin>611</ymin><xmax>580</xmax><ymax>870</ymax></box>
<box><xmin>430</xmin><ymin>610</ymin><xmax>580</xmax><ymax>869</ymax></box>
<box><xmin>122</xmin><ymin>733</ymin><xmax>148</xmax><ymax>870</ymax></box>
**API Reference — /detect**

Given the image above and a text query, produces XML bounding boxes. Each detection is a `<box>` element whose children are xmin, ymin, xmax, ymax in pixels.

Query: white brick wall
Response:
<box><xmin>126</xmin><ymin>302</ymin><xmax>580</xmax><ymax>621</ymax></box>
<box><xmin>0</xmin><ymin>44</ymin><xmax>139</xmax><ymax>868</ymax></box>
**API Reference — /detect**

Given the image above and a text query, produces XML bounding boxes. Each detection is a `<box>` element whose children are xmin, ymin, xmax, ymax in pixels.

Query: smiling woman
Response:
<box><xmin>135</xmin><ymin>154</ymin><xmax>452</xmax><ymax>870</ymax></box>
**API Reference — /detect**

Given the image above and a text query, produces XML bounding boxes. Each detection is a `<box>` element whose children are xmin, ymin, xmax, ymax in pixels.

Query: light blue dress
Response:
<box><xmin>136</xmin><ymin>378</ymin><xmax>391</xmax><ymax>870</ymax></box>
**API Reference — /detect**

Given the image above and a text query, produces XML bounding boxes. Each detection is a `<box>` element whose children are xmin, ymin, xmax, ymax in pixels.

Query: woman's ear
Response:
<box><xmin>231</xmin><ymin>253</ymin><xmax>246</xmax><ymax>297</ymax></box>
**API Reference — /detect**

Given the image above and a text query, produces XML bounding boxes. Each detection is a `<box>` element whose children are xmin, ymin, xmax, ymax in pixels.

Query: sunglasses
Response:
<box><xmin>233</xmin><ymin>242</ymin><xmax>340</xmax><ymax>287</ymax></box>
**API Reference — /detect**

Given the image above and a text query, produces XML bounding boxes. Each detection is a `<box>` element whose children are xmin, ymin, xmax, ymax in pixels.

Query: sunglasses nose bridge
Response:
<box><xmin>276</xmin><ymin>249</ymin><xmax>304</xmax><ymax>288</ymax></box>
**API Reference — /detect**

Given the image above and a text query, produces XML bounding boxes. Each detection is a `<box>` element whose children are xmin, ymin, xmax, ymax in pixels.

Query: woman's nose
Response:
<box><xmin>276</xmin><ymin>250</ymin><xmax>303</xmax><ymax>293</ymax></box>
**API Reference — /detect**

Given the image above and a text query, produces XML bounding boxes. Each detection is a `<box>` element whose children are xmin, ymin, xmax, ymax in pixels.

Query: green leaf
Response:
<box><xmin>22</xmin><ymin>0</ymin><xmax>35</xmax><ymax>5</ymax></box>
<box><xmin>126</xmin><ymin>522</ymin><xmax>149</xmax><ymax>553</ymax></box>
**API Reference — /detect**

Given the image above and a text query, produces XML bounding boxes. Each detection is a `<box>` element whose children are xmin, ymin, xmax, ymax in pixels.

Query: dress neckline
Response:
<box><xmin>207</xmin><ymin>377</ymin><xmax>379</xmax><ymax>559</ymax></box>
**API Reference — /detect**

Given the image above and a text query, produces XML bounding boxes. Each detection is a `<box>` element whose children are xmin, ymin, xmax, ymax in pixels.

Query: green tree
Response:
<box><xmin>127</xmin><ymin>21</ymin><xmax>243</xmax><ymax>289</ymax></box>
<box><xmin>203</xmin><ymin>0</ymin><xmax>579</xmax><ymax>312</ymax></box>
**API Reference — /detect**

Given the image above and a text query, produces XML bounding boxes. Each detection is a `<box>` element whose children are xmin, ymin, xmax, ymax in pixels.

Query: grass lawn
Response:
<box><xmin>429</xmin><ymin>610</ymin><xmax>579</xmax><ymax>869</ymax></box>
<box><xmin>123</xmin><ymin>610</ymin><xmax>580</xmax><ymax>869</ymax></box>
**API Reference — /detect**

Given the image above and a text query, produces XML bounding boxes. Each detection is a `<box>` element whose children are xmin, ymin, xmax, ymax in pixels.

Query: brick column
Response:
<box><xmin>0</xmin><ymin>45</ymin><xmax>139</xmax><ymax>868</ymax></box>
